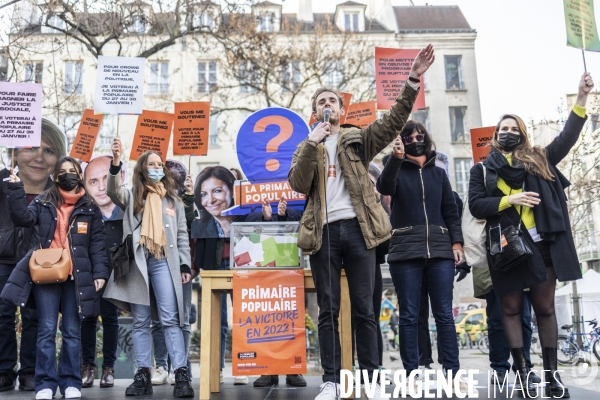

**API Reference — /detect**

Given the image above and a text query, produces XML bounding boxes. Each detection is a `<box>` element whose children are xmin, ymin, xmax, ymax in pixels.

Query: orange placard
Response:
<box><xmin>232</xmin><ymin>270</ymin><xmax>306</xmax><ymax>376</ymax></box>
<box><xmin>375</xmin><ymin>47</ymin><xmax>426</xmax><ymax>111</ymax></box>
<box><xmin>470</xmin><ymin>126</ymin><xmax>495</xmax><ymax>163</ymax></box>
<box><xmin>344</xmin><ymin>101</ymin><xmax>377</xmax><ymax>129</ymax></box>
<box><xmin>129</xmin><ymin>110</ymin><xmax>174</xmax><ymax>161</ymax></box>
<box><xmin>173</xmin><ymin>102</ymin><xmax>210</xmax><ymax>156</ymax></box>
<box><xmin>69</xmin><ymin>109</ymin><xmax>104</xmax><ymax>162</ymax></box>
<box><xmin>308</xmin><ymin>91</ymin><xmax>352</xmax><ymax>126</ymax></box>
<box><xmin>233</xmin><ymin>180</ymin><xmax>306</xmax><ymax>206</ymax></box>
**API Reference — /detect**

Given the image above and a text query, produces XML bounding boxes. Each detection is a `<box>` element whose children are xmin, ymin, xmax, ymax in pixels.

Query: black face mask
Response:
<box><xmin>405</xmin><ymin>142</ymin><xmax>427</xmax><ymax>157</ymax></box>
<box><xmin>497</xmin><ymin>133</ymin><xmax>520</xmax><ymax>152</ymax></box>
<box><xmin>57</xmin><ymin>173</ymin><xmax>81</xmax><ymax>191</ymax></box>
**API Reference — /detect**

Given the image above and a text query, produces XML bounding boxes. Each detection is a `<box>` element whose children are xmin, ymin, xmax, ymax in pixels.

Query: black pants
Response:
<box><xmin>80</xmin><ymin>286</ymin><xmax>119</xmax><ymax>368</ymax></box>
<box><xmin>418</xmin><ymin>276</ymin><xmax>435</xmax><ymax>366</ymax></box>
<box><xmin>309</xmin><ymin>218</ymin><xmax>379</xmax><ymax>383</ymax></box>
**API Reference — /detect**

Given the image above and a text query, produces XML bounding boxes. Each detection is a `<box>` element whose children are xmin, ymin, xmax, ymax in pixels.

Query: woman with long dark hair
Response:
<box><xmin>2</xmin><ymin>156</ymin><xmax>108</xmax><ymax>400</ymax></box>
<box><xmin>469</xmin><ymin>73</ymin><xmax>594</xmax><ymax>398</ymax></box>
<box><xmin>104</xmin><ymin>138</ymin><xmax>194</xmax><ymax>398</ymax></box>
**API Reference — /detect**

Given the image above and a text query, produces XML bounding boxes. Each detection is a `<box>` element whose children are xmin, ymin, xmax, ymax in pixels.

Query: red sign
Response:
<box><xmin>470</xmin><ymin>126</ymin><xmax>495</xmax><ymax>163</ymax></box>
<box><xmin>130</xmin><ymin>110</ymin><xmax>174</xmax><ymax>161</ymax></box>
<box><xmin>173</xmin><ymin>102</ymin><xmax>210</xmax><ymax>156</ymax></box>
<box><xmin>344</xmin><ymin>101</ymin><xmax>377</xmax><ymax>129</ymax></box>
<box><xmin>375</xmin><ymin>47</ymin><xmax>426</xmax><ymax>111</ymax></box>
<box><xmin>69</xmin><ymin>109</ymin><xmax>103</xmax><ymax>162</ymax></box>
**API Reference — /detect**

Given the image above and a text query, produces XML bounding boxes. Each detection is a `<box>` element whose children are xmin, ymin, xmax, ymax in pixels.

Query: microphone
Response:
<box><xmin>320</xmin><ymin>108</ymin><xmax>332</xmax><ymax>144</ymax></box>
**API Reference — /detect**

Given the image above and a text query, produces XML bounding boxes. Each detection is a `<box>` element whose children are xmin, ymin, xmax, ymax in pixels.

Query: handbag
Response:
<box><xmin>29</xmin><ymin>218</ymin><xmax>76</xmax><ymax>284</ymax></box>
<box><xmin>110</xmin><ymin>219</ymin><xmax>142</xmax><ymax>282</ymax></box>
<box><xmin>463</xmin><ymin>163</ymin><xmax>488</xmax><ymax>268</ymax></box>
<box><xmin>487</xmin><ymin>209</ymin><xmax>533</xmax><ymax>272</ymax></box>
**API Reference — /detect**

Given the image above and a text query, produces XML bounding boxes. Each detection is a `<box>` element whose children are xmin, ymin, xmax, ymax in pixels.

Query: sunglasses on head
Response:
<box><xmin>403</xmin><ymin>134</ymin><xmax>425</xmax><ymax>144</ymax></box>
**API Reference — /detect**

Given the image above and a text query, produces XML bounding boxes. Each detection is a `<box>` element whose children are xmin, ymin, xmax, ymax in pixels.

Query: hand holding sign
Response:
<box><xmin>392</xmin><ymin>137</ymin><xmax>405</xmax><ymax>159</ymax></box>
<box><xmin>112</xmin><ymin>138</ymin><xmax>122</xmax><ymax>166</ymax></box>
<box><xmin>579</xmin><ymin>72</ymin><xmax>595</xmax><ymax>96</ymax></box>
<box><xmin>184</xmin><ymin>175</ymin><xmax>194</xmax><ymax>195</ymax></box>
<box><xmin>409</xmin><ymin>44</ymin><xmax>435</xmax><ymax>80</ymax></box>
<box><xmin>8</xmin><ymin>168</ymin><xmax>20</xmax><ymax>183</ymax></box>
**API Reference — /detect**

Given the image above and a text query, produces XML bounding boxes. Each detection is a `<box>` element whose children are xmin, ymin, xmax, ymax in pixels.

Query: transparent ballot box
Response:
<box><xmin>230</xmin><ymin>222</ymin><xmax>303</xmax><ymax>269</ymax></box>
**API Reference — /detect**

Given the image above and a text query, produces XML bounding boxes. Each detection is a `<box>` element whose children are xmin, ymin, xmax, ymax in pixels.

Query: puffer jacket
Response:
<box><xmin>0</xmin><ymin>181</ymin><xmax>109</xmax><ymax>319</ymax></box>
<box><xmin>288</xmin><ymin>83</ymin><xmax>419</xmax><ymax>255</ymax></box>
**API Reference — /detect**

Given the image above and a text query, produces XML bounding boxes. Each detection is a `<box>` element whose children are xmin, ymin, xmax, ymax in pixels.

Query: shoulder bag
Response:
<box><xmin>29</xmin><ymin>218</ymin><xmax>76</xmax><ymax>284</ymax></box>
<box><xmin>110</xmin><ymin>219</ymin><xmax>142</xmax><ymax>282</ymax></box>
<box><xmin>462</xmin><ymin>163</ymin><xmax>488</xmax><ymax>268</ymax></box>
<box><xmin>487</xmin><ymin>206</ymin><xmax>533</xmax><ymax>272</ymax></box>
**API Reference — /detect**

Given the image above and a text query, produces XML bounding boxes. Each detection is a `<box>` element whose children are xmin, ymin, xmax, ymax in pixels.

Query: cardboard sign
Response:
<box><xmin>375</xmin><ymin>47</ymin><xmax>426</xmax><ymax>111</ymax></box>
<box><xmin>564</xmin><ymin>0</ymin><xmax>600</xmax><ymax>51</ymax></box>
<box><xmin>0</xmin><ymin>82</ymin><xmax>43</xmax><ymax>148</ymax></box>
<box><xmin>233</xmin><ymin>181</ymin><xmax>306</xmax><ymax>206</ymax></box>
<box><xmin>232</xmin><ymin>270</ymin><xmax>306</xmax><ymax>376</ymax></box>
<box><xmin>94</xmin><ymin>56</ymin><xmax>145</xmax><ymax>115</ymax></box>
<box><xmin>69</xmin><ymin>109</ymin><xmax>104</xmax><ymax>162</ymax></box>
<box><xmin>308</xmin><ymin>92</ymin><xmax>353</xmax><ymax>126</ymax></box>
<box><xmin>129</xmin><ymin>110</ymin><xmax>174</xmax><ymax>161</ymax></box>
<box><xmin>173</xmin><ymin>102</ymin><xmax>210</xmax><ymax>156</ymax></box>
<box><xmin>470</xmin><ymin>126</ymin><xmax>495</xmax><ymax>163</ymax></box>
<box><xmin>344</xmin><ymin>101</ymin><xmax>377</xmax><ymax>129</ymax></box>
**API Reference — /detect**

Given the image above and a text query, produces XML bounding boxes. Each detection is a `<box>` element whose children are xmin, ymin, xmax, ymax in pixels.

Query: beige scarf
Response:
<box><xmin>139</xmin><ymin>182</ymin><xmax>167</xmax><ymax>259</ymax></box>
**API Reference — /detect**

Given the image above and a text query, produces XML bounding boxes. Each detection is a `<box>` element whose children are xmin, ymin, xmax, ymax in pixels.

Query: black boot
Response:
<box><xmin>173</xmin><ymin>367</ymin><xmax>194</xmax><ymax>398</ymax></box>
<box><xmin>125</xmin><ymin>368</ymin><xmax>153</xmax><ymax>396</ymax></box>
<box><xmin>543</xmin><ymin>347</ymin><xmax>570</xmax><ymax>398</ymax></box>
<box><xmin>510</xmin><ymin>348</ymin><xmax>538</xmax><ymax>398</ymax></box>
<box><xmin>253</xmin><ymin>375</ymin><xmax>278</xmax><ymax>387</ymax></box>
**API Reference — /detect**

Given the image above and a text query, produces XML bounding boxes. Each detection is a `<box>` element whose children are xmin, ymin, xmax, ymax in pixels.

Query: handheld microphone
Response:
<box><xmin>320</xmin><ymin>108</ymin><xmax>332</xmax><ymax>144</ymax></box>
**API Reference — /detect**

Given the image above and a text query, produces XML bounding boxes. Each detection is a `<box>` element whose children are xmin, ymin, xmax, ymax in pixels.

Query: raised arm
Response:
<box><xmin>377</xmin><ymin>138</ymin><xmax>405</xmax><ymax>196</ymax></box>
<box><xmin>106</xmin><ymin>138</ymin><xmax>130</xmax><ymax>210</ymax></box>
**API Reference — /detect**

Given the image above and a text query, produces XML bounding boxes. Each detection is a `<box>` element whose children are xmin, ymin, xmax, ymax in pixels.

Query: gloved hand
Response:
<box><xmin>455</xmin><ymin>263</ymin><xmax>470</xmax><ymax>282</ymax></box>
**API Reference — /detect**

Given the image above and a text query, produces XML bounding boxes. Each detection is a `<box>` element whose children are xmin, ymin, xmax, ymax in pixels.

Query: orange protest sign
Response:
<box><xmin>129</xmin><ymin>110</ymin><xmax>174</xmax><ymax>161</ymax></box>
<box><xmin>375</xmin><ymin>47</ymin><xmax>426</xmax><ymax>111</ymax></box>
<box><xmin>173</xmin><ymin>102</ymin><xmax>210</xmax><ymax>156</ymax></box>
<box><xmin>470</xmin><ymin>126</ymin><xmax>495</xmax><ymax>163</ymax></box>
<box><xmin>233</xmin><ymin>180</ymin><xmax>306</xmax><ymax>206</ymax></box>
<box><xmin>344</xmin><ymin>101</ymin><xmax>377</xmax><ymax>129</ymax></box>
<box><xmin>232</xmin><ymin>270</ymin><xmax>307</xmax><ymax>376</ymax></box>
<box><xmin>69</xmin><ymin>109</ymin><xmax>103</xmax><ymax>162</ymax></box>
<box><xmin>308</xmin><ymin>91</ymin><xmax>352</xmax><ymax>126</ymax></box>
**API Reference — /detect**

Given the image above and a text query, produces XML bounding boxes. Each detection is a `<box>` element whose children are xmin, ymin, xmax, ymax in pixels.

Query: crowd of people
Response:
<box><xmin>0</xmin><ymin>43</ymin><xmax>594</xmax><ymax>400</ymax></box>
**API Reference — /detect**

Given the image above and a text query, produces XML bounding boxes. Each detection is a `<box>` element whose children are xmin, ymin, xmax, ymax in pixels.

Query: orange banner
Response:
<box><xmin>375</xmin><ymin>47</ymin><xmax>426</xmax><ymax>111</ymax></box>
<box><xmin>173</xmin><ymin>102</ymin><xmax>210</xmax><ymax>156</ymax></box>
<box><xmin>129</xmin><ymin>110</ymin><xmax>174</xmax><ymax>161</ymax></box>
<box><xmin>344</xmin><ymin>101</ymin><xmax>377</xmax><ymax>129</ymax></box>
<box><xmin>233</xmin><ymin>181</ymin><xmax>306</xmax><ymax>206</ymax></box>
<box><xmin>470</xmin><ymin>126</ymin><xmax>495</xmax><ymax>163</ymax></box>
<box><xmin>309</xmin><ymin>91</ymin><xmax>352</xmax><ymax>126</ymax></box>
<box><xmin>69</xmin><ymin>109</ymin><xmax>104</xmax><ymax>162</ymax></box>
<box><xmin>232</xmin><ymin>270</ymin><xmax>306</xmax><ymax>376</ymax></box>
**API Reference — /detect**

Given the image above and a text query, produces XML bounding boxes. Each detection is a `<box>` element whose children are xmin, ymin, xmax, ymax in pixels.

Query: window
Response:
<box><xmin>239</xmin><ymin>61</ymin><xmax>259</xmax><ymax>93</ymax></box>
<box><xmin>591</xmin><ymin>114</ymin><xmax>599</xmax><ymax>132</ymax></box>
<box><xmin>258</xmin><ymin>13</ymin><xmax>275</xmax><ymax>32</ymax></box>
<box><xmin>198</xmin><ymin>61</ymin><xmax>217</xmax><ymax>93</ymax></box>
<box><xmin>281</xmin><ymin>61</ymin><xmax>300</xmax><ymax>92</ymax></box>
<box><xmin>130</xmin><ymin>14</ymin><xmax>146</xmax><ymax>33</ymax></box>
<box><xmin>209</xmin><ymin>113</ymin><xmax>219</xmax><ymax>147</ymax></box>
<box><xmin>193</xmin><ymin>13</ymin><xmax>214</xmax><ymax>30</ymax></box>
<box><xmin>454</xmin><ymin>158</ymin><xmax>473</xmax><ymax>200</ymax></box>
<box><xmin>148</xmin><ymin>62</ymin><xmax>169</xmax><ymax>94</ymax></box>
<box><xmin>411</xmin><ymin>108</ymin><xmax>430</xmax><ymax>133</ymax></box>
<box><xmin>0</xmin><ymin>55</ymin><xmax>7</xmax><ymax>81</ymax></box>
<box><xmin>445</xmin><ymin>55</ymin><xmax>464</xmax><ymax>90</ymax></box>
<box><xmin>325</xmin><ymin>60</ymin><xmax>344</xmax><ymax>89</ymax></box>
<box><xmin>344</xmin><ymin>13</ymin><xmax>359</xmax><ymax>32</ymax></box>
<box><xmin>466</xmin><ymin>314</ymin><xmax>483</xmax><ymax>325</ymax></box>
<box><xmin>97</xmin><ymin>115</ymin><xmax>116</xmax><ymax>152</ymax></box>
<box><xmin>62</xmin><ymin>113</ymin><xmax>82</xmax><ymax>146</ymax></box>
<box><xmin>449</xmin><ymin>106</ymin><xmax>468</xmax><ymax>142</ymax></box>
<box><xmin>42</xmin><ymin>14</ymin><xmax>65</xmax><ymax>33</ymax></box>
<box><xmin>64</xmin><ymin>61</ymin><xmax>82</xmax><ymax>95</ymax></box>
<box><xmin>24</xmin><ymin>62</ymin><xmax>43</xmax><ymax>83</ymax></box>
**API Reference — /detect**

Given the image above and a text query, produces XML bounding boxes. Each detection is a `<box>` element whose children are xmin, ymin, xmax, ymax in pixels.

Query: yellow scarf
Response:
<box><xmin>139</xmin><ymin>182</ymin><xmax>167</xmax><ymax>259</ymax></box>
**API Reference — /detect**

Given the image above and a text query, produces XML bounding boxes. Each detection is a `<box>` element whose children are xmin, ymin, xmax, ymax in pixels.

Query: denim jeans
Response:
<box><xmin>0</xmin><ymin>263</ymin><xmax>38</xmax><ymax>380</ymax></box>
<box><xmin>390</xmin><ymin>258</ymin><xmax>459</xmax><ymax>376</ymax></box>
<box><xmin>418</xmin><ymin>276</ymin><xmax>434</xmax><ymax>366</ymax></box>
<box><xmin>309</xmin><ymin>218</ymin><xmax>379</xmax><ymax>383</ymax></box>
<box><xmin>216</xmin><ymin>259</ymin><xmax>230</xmax><ymax>370</ymax></box>
<box><xmin>33</xmin><ymin>279</ymin><xmax>81</xmax><ymax>394</ymax></box>
<box><xmin>80</xmin><ymin>285</ymin><xmax>118</xmax><ymax>368</ymax></box>
<box><xmin>485</xmin><ymin>289</ymin><xmax>534</xmax><ymax>372</ymax></box>
<box><xmin>130</xmin><ymin>255</ymin><xmax>186</xmax><ymax>370</ymax></box>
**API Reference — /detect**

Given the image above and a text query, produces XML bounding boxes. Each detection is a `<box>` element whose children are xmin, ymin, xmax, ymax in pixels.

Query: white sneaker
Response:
<box><xmin>35</xmin><ymin>389</ymin><xmax>53</xmax><ymax>400</ymax></box>
<box><xmin>151</xmin><ymin>366</ymin><xmax>169</xmax><ymax>385</ymax></box>
<box><xmin>315</xmin><ymin>382</ymin><xmax>339</xmax><ymax>400</ymax></box>
<box><xmin>170</xmin><ymin>372</ymin><xmax>176</xmax><ymax>385</ymax></box>
<box><xmin>364</xmin><ymin>383</ymin><xmax>385</xmax><ymax>399</ymax></box>
<box><xmin>234</xmin><ymin>375</ymin><xmax>249</xmax><ymax>385</ymax></box>
<box><xmin>220</xmin><ymin>370</ymin><xmax>224</xmax><ymax>384</ymax></box>
<box><xmin>64</xmin><ymin>387</ymin><xmax>81</xmax><ymax>399</ymax></box>
<box><xmin>452</xmin><ymin>378</ymin><xmax>477</xmax><ymax>397</ymax></box>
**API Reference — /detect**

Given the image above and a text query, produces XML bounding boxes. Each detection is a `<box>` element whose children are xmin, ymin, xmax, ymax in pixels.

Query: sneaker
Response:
<box><xmin>0</xmin><ymin>375</ymin><xmax>15</xmax><ymax>392</ymax></box>
<box><xmin>18</xmin><ymin>373</ymin><xmax>34</xmax><ymax>391</ymax></box>
<box><xmin>234</xmin><ymin>375</ymin><xmax>249</xmax><ymax>385</ymax></box>
<box><xmin>35</xmin><ymin>388</ymin><xmax>53</xmax><ymax>399</ymax></box>
<box><xmin>219</xmin><ymin>371</ymin><xmax>224</xmax><ymax>384</ymax></box>
<box><xmin>125</xmin><ymin>367</ymin><xmax>153</xmax><ymax>396</ymax></box>
<box><xmin>64</xmin><ymin>387</ymin><xmax>81</xmax><ymax>399</ymax></box>
<box><xmin>453</xmin><ymin>378</ymin><xmax>477</xmax><ymax>397</ymax></box>
<box><xmin>363</xmin><ymin>383</ymin><xmax>384</xmax><ymax>399</ymax></box>
<box><xmin>151</xmin><ymin>366</ymin><xmax>169</xmax><ymax>385</ymax></box>
<box><xmin>253</xmin><ymin>375</ymin><xmax>279</xmax><ymax>387</ymax></box>
<box><xmin>286</xmin><ymin>374</ymin><xmax>307</xmax><ymax>387</ymax></box>
<box><xmin>315</xmin><ymin>382</ymin><xmax>339</xmax><ymax>400</ymax></box>
<box><xmin>173</xmin><ymin>367</ymin><xmax>194</xmax><ymax>398</ymax></box>
<box><xmin>170</xmin><ymin>373</ymin><xmax>176</xmax><ymax>385</ymax></box>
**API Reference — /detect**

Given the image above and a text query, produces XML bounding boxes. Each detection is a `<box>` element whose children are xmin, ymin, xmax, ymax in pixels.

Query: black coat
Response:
<box><xmin>0</xmin><ymin>182</ymin><xmax>109</xmax><ymax>319</ymax></box>
<box><xmin>377</xmin><ymin>153</ymin><xmax>463</xmax><ymax>263</ymax></box>
<box><xmin>468</xmin><ymin>111</ymin><xmax>586</xmax><ymax>295</ymax></box>
<box><xmin>104</xmin><ymin>207</ymin><xmax>124</xmax><ymax>274</ymax></box>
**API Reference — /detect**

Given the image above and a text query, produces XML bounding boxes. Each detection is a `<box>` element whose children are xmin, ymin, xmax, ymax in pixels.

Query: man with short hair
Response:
<box><xmin>288</xmin><ymin>45</ymin><xmax>435</xmax><ymax>400</ymax></box>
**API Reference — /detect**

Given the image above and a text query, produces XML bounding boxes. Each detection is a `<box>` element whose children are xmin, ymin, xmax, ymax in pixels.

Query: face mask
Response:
<box><xmin>57</xmin><ymin>173</ymin><xmax>81</xmax><ymax>191</ymax></box>
<box><xmin>497</xmin><ymin>133</ymin><xmax>520</xmax><ymax>152</ymax></box>
<box><xmin>405</xmin><ymin>142</ymin><xmax>427</xmax><ymax>157</ymax></box>
<box><xmin>148</xmin><ymin>168</ymin><xmax>165</xmax><ymax>183</ymax></box>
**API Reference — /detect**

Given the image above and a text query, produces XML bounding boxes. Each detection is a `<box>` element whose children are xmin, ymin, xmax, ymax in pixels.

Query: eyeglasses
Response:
<box><xmin>403</xmin><ymin>134</ymin><xmax>425</xmax><ymax>144</ymax></box>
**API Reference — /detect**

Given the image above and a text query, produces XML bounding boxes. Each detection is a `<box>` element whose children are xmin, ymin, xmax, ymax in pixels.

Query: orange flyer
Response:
<box><xmin>69</xmin><ymin>109</ymin><xmax>103</xmax><ymax>162</ymax></box>
<box><xmin>232</xmin><ymin>270</ymin><xmax>307</xmax><ymax>376</ymax></box>
<box><xmin>173</xmin><ymin>102</ymin><xmax>210</xmax><ymax>156</ymax></box>
<box><xmin>309</xmin><ymin>91</ymin><xmax>352</xmax><ymax>126</ymax></box>
<box><xmin>233</xmin><ymin>180</ymin><xmax>306</xmax><ymax>206</ymax></box>
<box><xmin>344</xmin><ymin>101</ymin><xmax>377</xmax><ymax>129</ymax></box>
<box><xmin>470</xmin><ymin>126</ymin><xmax>495</xmax><ymax>163</ymax></box>
<box><xmin>129</xmin><ymin>110</ymin><xmax>174</xmax><ymax>161</ymax></box>
<box><xmin>375</xmin><ymin>47</ymin><xmax>426</xmax><ymax>111</ymax></box>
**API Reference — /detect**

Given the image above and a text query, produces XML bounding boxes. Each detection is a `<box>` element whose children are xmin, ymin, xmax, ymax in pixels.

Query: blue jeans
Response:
<box><xmin>485</xmin><ymin>289</ymin><xmax>534</xmax><ymax>372</ymax></box>
<box><xmin>33</xmin><ymin>279</ymin><xmax>81</xmax><ymax>394</ymax></box>
<box><xmin>390</xmin><ymin>258</ymin><xmax>459</xmax><ymax>375</ymax></box>
<box><xmin>216</xmin><ymin>259</ymin><xmax>230</xmax><ymax>370</ymax></box>
<box><xmin>130</xmin><ymin>255</ymin><xmax>186</xmax><ymax>370</ymax></box>
<box><xmin>81</xmin><ymin>286</ymin><xmax>119</xmax><ymax>368</ymax></box>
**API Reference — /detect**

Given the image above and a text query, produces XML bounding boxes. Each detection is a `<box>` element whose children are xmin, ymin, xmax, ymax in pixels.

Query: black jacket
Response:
<box><xmin>0</xmin><ymin>181</ymin><xmax>109</xmax><ymax>319</ymax></box>
<box><xmin>104</xmin><ymin>207</ymin><xmax>124</xmax><ymax>274</ymax></box>
<box><xmin>377</xmin><ymin>153</ymin><xmax>463</xmax><ymax>262</ymax></box>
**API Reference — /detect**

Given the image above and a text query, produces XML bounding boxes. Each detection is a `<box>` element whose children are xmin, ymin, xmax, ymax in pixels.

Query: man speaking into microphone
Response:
<box><xmin>288</xmin><ymin>45</ymin><xmax>435</xmax><ymax>400</ymax></box>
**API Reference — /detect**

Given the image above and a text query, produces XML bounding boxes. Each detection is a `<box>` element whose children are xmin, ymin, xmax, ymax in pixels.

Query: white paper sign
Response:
<box><xmin>94</xmin><ymin>56</ymin><xmax>145</xmax><ymax>115</ymax></box>
<box><xmin>0</xmin><ymin>82</ymin><xmax>42</xmax><ymax>148</ymax></box>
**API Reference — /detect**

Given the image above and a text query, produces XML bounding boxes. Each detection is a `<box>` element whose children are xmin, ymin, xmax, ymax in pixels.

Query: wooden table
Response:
<box><xmin>199</xmin><ymin>269</ymin><xmax>352</xmax><ymax>399</ymax></box>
